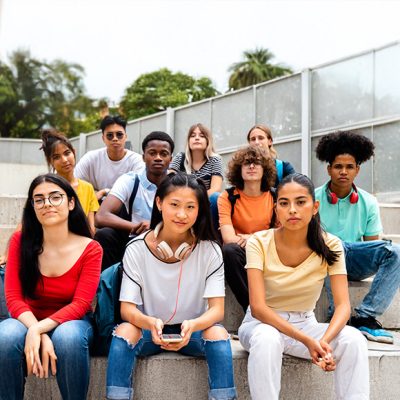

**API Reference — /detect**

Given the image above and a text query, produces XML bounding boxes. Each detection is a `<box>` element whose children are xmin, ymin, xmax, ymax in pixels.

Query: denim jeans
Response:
<box><xmin>0</xmin><ymin>317</ymin><xmax>94</xmax><ymax>400</ymax></box>
<box><xmin>106</xmin><ymin>325</ymin><xmax>237</xmax><ymax>400</ymax></box>
<box><xmin>325</xmin><ymin>239</ymin><xmax>400</xmax><ymax>318</ymax></box>
<box><xmin>209</xmin><ymin>191</ymin><xmax>221</xmax><ymax>237</ymax></box>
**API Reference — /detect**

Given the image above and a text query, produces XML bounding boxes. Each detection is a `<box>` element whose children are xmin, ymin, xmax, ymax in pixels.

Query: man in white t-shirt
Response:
<box><xmin>75</xmin><ymin>115</ymin><xmax>144</xmax><ymax>200</ymax></box>
<box><xmin>95</xmin><ymin>131</ymin><xmax>174</xmax><ymax>269</ymax></box>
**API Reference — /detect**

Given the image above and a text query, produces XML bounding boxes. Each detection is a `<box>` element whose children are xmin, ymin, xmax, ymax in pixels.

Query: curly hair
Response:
<box><xmin>315</xmin><ymin>130</ymin><xmax>375</xmax><ymax>165</ymax></box>
<box><xmin>226</xmin><ymin>146</ymin><xmax>276</xmax><ymax>191</ymax></box>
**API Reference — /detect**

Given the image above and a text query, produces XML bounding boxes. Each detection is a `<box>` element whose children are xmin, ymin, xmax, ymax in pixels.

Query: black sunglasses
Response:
<box><xmin>105</xmin><ymin>132</ymin><xmax>125</xmax><ymax>140</ymax></box>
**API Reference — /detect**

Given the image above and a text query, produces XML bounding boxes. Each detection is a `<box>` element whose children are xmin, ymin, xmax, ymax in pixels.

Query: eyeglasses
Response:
<box><xmin>243</xmin><ymin>160</ymin><xmax>262</xmax><ymax>167</ymax></box>
<box><xmin>31</xmin><ymin>193</ymin><xmax>65</xmax><ymax>209</ymax></box>
<box><xmin>105</xmin><ymin>132</ymin><xmax>125</xmax><ymax>141</ymax></box>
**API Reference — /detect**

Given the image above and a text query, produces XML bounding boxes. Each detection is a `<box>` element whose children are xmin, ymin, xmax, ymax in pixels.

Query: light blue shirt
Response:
<box><xmin>315</xmin><ymin>181</ymin><xmax>382</xmax><ymax>243</ymax></box>
<box><xmin>110</xmin><ymin>169</ymin><xmax>157</xmax><ymax>224</ymax></box>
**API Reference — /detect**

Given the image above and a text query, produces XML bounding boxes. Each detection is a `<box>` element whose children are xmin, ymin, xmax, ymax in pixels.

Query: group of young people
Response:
<box><xmin>0</xmin><ymin>114</ymin><xmax>398</xmax><ymax>400</ymax></box>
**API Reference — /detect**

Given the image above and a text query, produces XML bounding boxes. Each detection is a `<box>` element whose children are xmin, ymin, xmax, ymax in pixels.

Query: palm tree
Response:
<box><xmin>228</xmin><ymin>48</ymin><xmax>292</xmax><ymax>90</ymax></box>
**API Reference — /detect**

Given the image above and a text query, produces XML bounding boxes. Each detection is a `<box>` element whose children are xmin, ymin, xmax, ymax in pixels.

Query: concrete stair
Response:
<box><xmin>1</xmin><ymin>195</ymin><xmax>398</xmax><ymax>399</ymax></box>
<box><xmin>24</xmin><ymin>336</ymin><xmax>400</xmax><ymax>400</ymax></box>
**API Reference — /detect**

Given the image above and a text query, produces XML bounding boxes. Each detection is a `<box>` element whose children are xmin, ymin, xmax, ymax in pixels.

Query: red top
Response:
<box><xmin>5</xmin><ymin>232</ymin><xmax>102</xmax><ymax>324</ymax></box>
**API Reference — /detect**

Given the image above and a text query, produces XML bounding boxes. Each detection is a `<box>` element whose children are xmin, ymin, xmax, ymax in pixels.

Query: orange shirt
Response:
<box><xmin>217</xmin><ymin>188</ymin><xmax>274</xmax><ymax>235</ymax></box>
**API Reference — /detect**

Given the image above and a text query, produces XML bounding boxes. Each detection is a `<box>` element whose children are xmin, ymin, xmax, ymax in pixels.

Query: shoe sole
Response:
<box><xmin>360</xmin><ymin>330</ymin><xmax>394</xmax><ymax>344</ymax></box>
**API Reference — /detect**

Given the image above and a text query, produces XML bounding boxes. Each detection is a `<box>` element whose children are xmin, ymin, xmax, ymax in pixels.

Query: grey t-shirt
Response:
<box><xmin>75</xmin><ymin>147</ymin><xmax>144</xmax><ymax>191</ymax></box>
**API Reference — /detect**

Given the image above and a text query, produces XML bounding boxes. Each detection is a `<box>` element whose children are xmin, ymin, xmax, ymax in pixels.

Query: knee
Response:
<box><xmin>249</xmin><ymin>324</ymin><xmax>282</xmax><ymax>353</ymax></box>
<box><xmin>113</xmin><ymin>322</ymin><xmax>142</xmax><ymax>345</ymax></box>
<box><xmin>203</xmin><ymin>326</ymin><xmax>229</xmax><ymax>341</ymax></box>
<box><xmin>336</xmin><ymin>326</ymin><xmax>368</xmax><ymax>354</ymax></box>
<box><xmin>52</xmin><ymin>320</ymin><xmax>92</xmax><ymax>351</ymax></box>
<box><xmin>0</xmin><ymin>319</ymin><xmax>26</xmax><ymax>354</ymax></box>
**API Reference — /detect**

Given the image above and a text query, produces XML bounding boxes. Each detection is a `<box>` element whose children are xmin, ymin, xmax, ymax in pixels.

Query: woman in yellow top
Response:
<box><xmin>41</xmin><ymin>130</ymin><xmax>99</xmax><ymax>235</ymax></box>
<box><xmin>239</xmin><ymin>173</ymin><xmax>369</xmax><ymax>400</ymax></box>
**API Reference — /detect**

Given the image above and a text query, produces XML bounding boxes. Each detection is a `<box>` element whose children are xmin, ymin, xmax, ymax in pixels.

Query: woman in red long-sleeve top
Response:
<box><xmin>0</xmin><ymin>173</ymin><xmax>102</xmax><ymax>400</ymax></box>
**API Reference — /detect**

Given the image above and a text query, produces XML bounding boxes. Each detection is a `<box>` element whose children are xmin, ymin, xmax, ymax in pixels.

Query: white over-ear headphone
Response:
<box><xmin>153</xmin><ymin>222</ymin><xmax>194</xmax><ymax>260</ymax></box>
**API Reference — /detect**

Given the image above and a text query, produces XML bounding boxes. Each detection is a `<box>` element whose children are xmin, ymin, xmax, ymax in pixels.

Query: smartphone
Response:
<box><xmin>161</xmin><ymin>334</ymin><xmax>183</xmax><ymax>343</ymax></box>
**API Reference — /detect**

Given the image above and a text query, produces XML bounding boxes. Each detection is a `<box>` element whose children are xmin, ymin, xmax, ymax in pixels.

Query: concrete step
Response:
<box><xmin>383</xmin><ymin>234</ymin><xmax>400</xmax><ymax>244</ymax></box>
<box><xmin>224</xmin><ymin>280</ymin><xmax>400</xmax><ymax>332</ymax></box>
<box><xmin>0</xmin><ymin>195</ymin><xmax>26</xmax><ymax>225</ymax></box>
<box><xmin>0</xmin><ymin>225</ymin><xmax>16</xmax><ymax>255</ymax></box>
<box><xmin>0</xmin><ymin>163</ymin><xmax>47</xmax><ymax>196</ymax></box>
<box><xmin>24</xmin><ymin>335</ymin><xmax>400</xmax><ymax>400</ymax></box>
<box><xmin>379</xmin><ymin>203</ymin><xmax>400</xmax><ymax>235</ymax></box>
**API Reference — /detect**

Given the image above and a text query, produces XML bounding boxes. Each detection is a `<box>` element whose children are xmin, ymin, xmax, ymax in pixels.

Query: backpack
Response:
<box><xmin>0</xmin><ymin>264</ymin><xmax>9</xmax><ymax>321</ymax></box>
<box><xmin>275</xmin><ymin>159</ymin><xmax>283</xmax><ymax>183</ymax></box>
<box><xmin>93</xmin><ymin>262</ymin><xmax>136</xmax><ymax>355</ymax></box>
<box><xmin>117</xmin><ymin>175</ymin><xmax>140</xmax><ymax>221</ymax></box>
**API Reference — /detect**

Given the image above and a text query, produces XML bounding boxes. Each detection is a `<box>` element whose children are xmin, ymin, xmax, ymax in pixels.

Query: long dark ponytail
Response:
<box><xmin>276</xmin><ymin>173</ymin><xmax>340</xmax><ymax>266</ymax></box>
<box><xmin>20</xmin><ymin>173</ymin><xmax>91</xmax><ymax>299</ymax></box>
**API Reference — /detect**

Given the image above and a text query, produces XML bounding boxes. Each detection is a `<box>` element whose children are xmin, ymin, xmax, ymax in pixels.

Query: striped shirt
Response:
<box><xmin>169</xmin><ymin>152</ymin><xmax>223</xmax><ymax>189</ymax></box>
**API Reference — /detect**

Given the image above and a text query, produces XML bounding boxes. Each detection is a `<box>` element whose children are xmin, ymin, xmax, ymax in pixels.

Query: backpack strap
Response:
<box><xmin>226</xmin><ymin>187</ymin><xmax>240</xmax><ymax>218</ymax></box>
<box><xmin>128</xmin><ymin>175</ymin><xmax>140</xmax><ymax>220</ymax></box>
<box><xmin>275</xmin><ymin>159</ymin><xmax>283</xmax><ymax>183</ymax></box>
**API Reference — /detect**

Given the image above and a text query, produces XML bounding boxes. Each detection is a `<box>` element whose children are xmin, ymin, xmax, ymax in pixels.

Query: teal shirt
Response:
<box><xmin>315</xmin><ymin>182</ymin><xmax>382</xmax><ymax>243</ymax></box>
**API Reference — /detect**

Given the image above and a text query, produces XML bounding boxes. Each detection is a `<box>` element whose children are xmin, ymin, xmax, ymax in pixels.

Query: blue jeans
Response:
<box><xmin>325</xmin><ymin>240</ymin><xmax>400</xmax><ymax>318</ymax></box>
<box><xmin>209</xmin><ymin>192</ymin><xmax>221</xmax><ymax>237</ymax></box>
<box><xmin>106</xmin><ymin>325</ymin><xmax>237</xmax><ymax>400</ymax></box>
<box><xmin>0</xmin><ymin>317</ymin><xmax>94</xmax><ymax>400</ymax></box>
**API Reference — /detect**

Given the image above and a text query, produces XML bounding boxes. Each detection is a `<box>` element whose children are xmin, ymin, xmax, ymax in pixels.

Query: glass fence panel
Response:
<box><xmin>86</xmin><ymin>132</ymin><xmax>104</xmax><ymax>151</ymax></box>
<box><xmin>312</xmin><ymin>53</ymin><xmax>373</xmax><ymax>130</ymax></box>
<box><xmin>373</xmin><ymin>121</ymin><xmax>400</xmax><ymax>193</ymax></box>
<box><xmin>174</xmin><ymin>102</ymin><xmax>212</xmax><ymax>153</ymax></box>
<box><xmin>126</xmin><ymin>122</ymin><xmax>141</xmax><ymax>152</ymax></box>
<box><xmin>212</xmin><ymin>89</ymin><xmax>254</xmax><ymax>150</ymax></box>
<box><xmin>256</xmin><ymin>75</ymin><xmax>301</xmax><ymax>138</ymax></box>
<box><xmin>139</xmin><ymin>114</ymin><xmax>167</xmax><ymax>144</ymax></box>
<box><xmin>274</xmin><ymin>140</ymin><xmax>301</xmax><ymax>173</ymax></box>
<box><xmin>375</xmin><ymin>44</ymin><xmax>400</xmax><ymax>118</ymax></box>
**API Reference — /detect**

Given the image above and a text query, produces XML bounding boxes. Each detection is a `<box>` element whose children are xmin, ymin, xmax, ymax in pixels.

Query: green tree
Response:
<box><xmin>0</xmin><ymin>50</ymin><xmax>100</xmax><ymax>138</ymax></box>
<box><xmin>228</xmin><ymin>48</ymin><xmax>292</xmax><ymax>90</ymax></box>
<box><xmin>120</xmin><ymin>68</ymin><xmax>218</xmax><ymax>120</ymax></box>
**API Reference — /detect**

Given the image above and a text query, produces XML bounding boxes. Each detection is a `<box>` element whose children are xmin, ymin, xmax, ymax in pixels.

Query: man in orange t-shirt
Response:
<box><xmin>217</xmin><ymin>146</ymin><xmax>277</xmax><ymax>311</ymax></box>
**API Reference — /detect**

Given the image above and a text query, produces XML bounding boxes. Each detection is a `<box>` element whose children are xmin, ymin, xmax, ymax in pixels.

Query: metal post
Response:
<box><xmin>301</xmin><ymin>69</ymin><xmax>311</xmax><ymax>177</ymax></box>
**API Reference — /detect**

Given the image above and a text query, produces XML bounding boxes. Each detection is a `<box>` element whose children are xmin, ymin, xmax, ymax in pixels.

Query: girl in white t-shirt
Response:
<box><xmin>106</xmin><ymin>172</ymin><xmax>237</xmax><ymax>400</ymax></box>
<box><xmin>239</xmin><ymin>173</ymin><xmax>369</xmax><ymax>400</ymax></box>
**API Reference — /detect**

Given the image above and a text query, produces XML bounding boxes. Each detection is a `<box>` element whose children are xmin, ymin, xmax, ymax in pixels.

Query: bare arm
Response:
<box><xmin>322</xmin><ymin>274</ymin><xmax>350</xmax><ymax>343</ymax></box>
<box><xmin>220</xmin><ymin>225</ymin><xmax>248</xmax><ymax>247</ymax></box>
<box><xmin>363</xmin><ymin>235</ymin><xmax>380</xmax><ymax>241</ymax></box>
<box><xmin>207</xmin><ymin>175</ymin><xmax>223</xmax><ymax>196</ymax></box>
<box><xmin>87</xmin><ymin>211</ymin><xmax>96</xmax><ymax>237</ymax></box>
<box><xmin>95</xmin><ymin>194</ymin><xmax>148</xmax><ymax>234</ymax></box>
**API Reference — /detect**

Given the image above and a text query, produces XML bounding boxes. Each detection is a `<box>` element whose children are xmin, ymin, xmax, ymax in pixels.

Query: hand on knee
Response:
<box><xmin>114</xmin><ymin>323</ymin><xmax>142</xmax><ymax>346</ymax></box>
<box><xmin>202</xmin><ymin>326</ymin><xmax>229</xmax><ymax>341</ymax></box>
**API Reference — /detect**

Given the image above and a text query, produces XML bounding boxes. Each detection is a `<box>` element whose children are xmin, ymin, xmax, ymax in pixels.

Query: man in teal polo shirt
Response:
<box><xmin>315</xmin><ymin>130</ymin><xmax>400</xmax><ymax>344</ymax></box>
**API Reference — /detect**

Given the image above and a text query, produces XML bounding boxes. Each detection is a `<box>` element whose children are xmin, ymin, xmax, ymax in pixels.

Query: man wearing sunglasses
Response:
<box><xmin>94</xmin><ymin>131</ymin><xmax>174</xmax><ymax>269</ymax></box>
<box><xmin>75</xmin><ymin>115</ymin><xmax>144</xmax><ymax>200</ymax></box>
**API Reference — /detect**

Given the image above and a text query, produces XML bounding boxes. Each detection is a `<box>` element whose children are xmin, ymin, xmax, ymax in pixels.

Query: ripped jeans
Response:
<box><xmin>106</xmin><ymin>325</ymin><xmax>237</xmax><ymax>400</ymax></box>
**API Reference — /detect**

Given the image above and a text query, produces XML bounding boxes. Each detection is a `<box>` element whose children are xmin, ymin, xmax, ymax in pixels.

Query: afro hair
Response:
<box><xmin>315</xmin><ymin>130</ymin><xmax>375</xmax><ymax>165</ymax></box>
